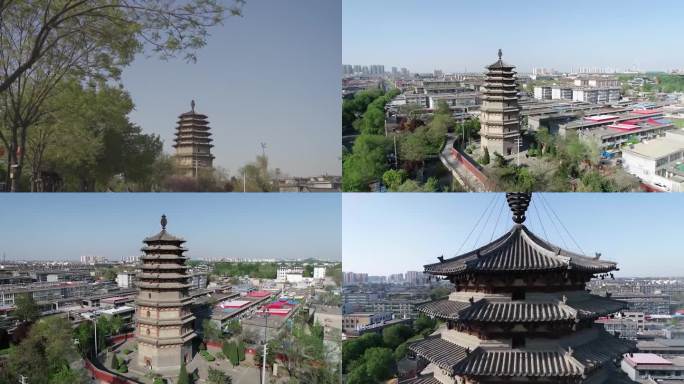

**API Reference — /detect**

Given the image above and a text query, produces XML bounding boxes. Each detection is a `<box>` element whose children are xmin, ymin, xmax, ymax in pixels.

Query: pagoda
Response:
<box><xmin>173</xmin><ymin>100</ymin><xmax>215</xmax><ymax>177</ymax></box>
<box><xmin>136</xmin><ymin>215</ymin><xmax>196</xmax><ymax>373</ymax></box>
<box><xmin>407</xmin><ymin>193</ymin><xmax>635</xmax><ymax>384</ymax></box>
<box><xmin>480</xmin><ymin>49</ymin><xmax>521</xmax><ymax>156</ymax></box>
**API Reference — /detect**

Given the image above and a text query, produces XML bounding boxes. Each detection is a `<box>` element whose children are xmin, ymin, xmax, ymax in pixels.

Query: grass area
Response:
<box><xmin>673</xmin><ymin>119</ymin><xmax>684</xmax><ymax>128</ymax></box>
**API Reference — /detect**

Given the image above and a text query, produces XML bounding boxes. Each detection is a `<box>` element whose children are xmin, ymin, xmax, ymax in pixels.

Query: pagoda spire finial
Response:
<box><xmin>498</xmin><ymin>48</ymin><xmax>502</xmax><ymax>60</ymax></box>
<box><xmin>191</xmin><ymin>99</ymin><xmax>195</xmax><ymax>112</ymax></box>
<box><xmin>161</xmin><ymin>214</ymin><xmax>167</xmax><ymax>230</ymax></box>
<box><xmin>505</xmin><ymin>193</ymin><xmax>531</xmax><ymax>224</ymax></box>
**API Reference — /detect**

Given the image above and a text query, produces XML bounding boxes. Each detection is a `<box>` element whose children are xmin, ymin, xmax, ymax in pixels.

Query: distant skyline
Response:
<box><xmin>343</xmin><ymin>0</ymin><xmax>684</xmax><ymax>73</ymax></box>
<box><xmin>0</xmin><ymin>194</ymin><xmax>341</xmax><ymax>262</ymax></box>
<box><xmin>343</xmin><ymin>193</ymin><xmax>684</xmax><ymax>277</ymax></box>
<box><xmin>122</xmin><ymin>0</ymin><xmax>341</xmax><ymax>177</ymax></box>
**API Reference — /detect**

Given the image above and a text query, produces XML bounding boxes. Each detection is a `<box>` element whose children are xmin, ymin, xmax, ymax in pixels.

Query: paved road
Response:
<box><xmin>439</xmin><ymin>136</ymin><xmax>489</xmax><ymax>192</ymax></box>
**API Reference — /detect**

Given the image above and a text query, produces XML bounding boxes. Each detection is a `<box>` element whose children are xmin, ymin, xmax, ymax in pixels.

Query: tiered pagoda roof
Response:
<box><xmin>407</xmin><ymin>193</ymin><xmax>635</xmax><ymax>384</ymax></box>
<box><xmin>135</xmin><ymin>215</ymin><xmax>196</xmax><ymax>356</ymax></box>
<box><xmin>173</xmin><ymin>100</ymin><xmax>215</xmax><ymax>177</ymax></box>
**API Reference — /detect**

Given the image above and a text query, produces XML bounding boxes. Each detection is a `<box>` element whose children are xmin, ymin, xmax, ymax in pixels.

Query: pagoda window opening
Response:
<box><xmin>511</xmin><ymin>335</ymin><xmax>525</xmax><ymax>348</ymax></box>
<box><xmin>511</xmin><ymin>289</ymin><xmax>525</xmax><ymax>301</ymax></box>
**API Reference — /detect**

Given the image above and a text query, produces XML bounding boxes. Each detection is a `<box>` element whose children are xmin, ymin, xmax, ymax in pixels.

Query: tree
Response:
<box><xmin>110</xmin><ymin>353</ymin><xmax>119</xmax><ymax>371</ymax></box>
<box><xmin>236</xmin><ymin>154</ymin><xmax>277</xmax><ymax>192</ymax></box>
<box><xmin>4</xmin><ymin>316</ymin><xmax>82</xmax><ymax>383</ymax></box>
<box><xmin>414</xmin><ymin>315</ymin><xmax>437</xmax><ymax>335</ymax></box>
<box><xmin>202</xmin><ymin>319</ymin><xmax>222</xmax><ymax>342</ymax></box>
<box><xmin>224</xmin><ymin>341</ymin><xmax>239</xmax><ymax>366</ymax></box>
<box><xmin>342</xmin><ymin>332</ymin><xmax>382</xmax><ymax>372</ymax></box>
<box><xmin>342</xmin><ymin>134</ymin><xmax>391</xmax><ymax>191</ymax></box>
<box><xmin>177</xmin><ymin>361</ymin><xmax>190</xmax><ymax>384</ymax></box>
<box><xmin>225</xmin><ymin>319</ymin><xmax>242</xmax><ymax>336</ymax></box>
<box><xmin>362</xmin><ymin>347</ymin><xmax>395</xmax><ymax>382</ymax></box>
<box><xmin>12</xmin><ymin>293</ymin><xmax>39</xmax><ymax>322</ymax></box>
<box><xmin>237</xmin><ymin>341</ymin><xmax>246</xmax><ymax>362</ymax></box>
<box><xmin>382</xmin><ymin>324</ymin><xmax>413</xmax><ymax>350</ymax></box>
<box><xmin>303</xmin><ymin>264</ymin><xmax>314</xmax><ymax>278</ymax></box>
<box><xmin>0</xmin><ymin>1</ymin><xmax>245</xmax><ymax>95</ymax></box>
<box><xmin>480</xmin><ymin>146</ymin><xmax>490</xmax><ymax>165</ymax></box>
<box><xmin>382</xmin><ymin>169</ymin><xmax>407</xmax><ymax>191</ymax></box>
<box><xmin>207</xmin><ymin>367</ymin><xmax>232</xmax><ymax>384</ymax></box>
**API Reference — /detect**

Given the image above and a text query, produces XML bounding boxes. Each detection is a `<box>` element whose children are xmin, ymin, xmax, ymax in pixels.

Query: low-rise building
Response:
<box><xmin>622</xmin><ymin>129</ymin><xmax>684</xmax><ymax>191</ymax></box>
<box><xmin>116</xmin><ymin>272</ymin><xmax>135</xmax><ymax>288</ymax></box>
<box><xmin>621</xmin><ymin>353</ymin><xmax>684</xmax><ymax>381</ymax></box>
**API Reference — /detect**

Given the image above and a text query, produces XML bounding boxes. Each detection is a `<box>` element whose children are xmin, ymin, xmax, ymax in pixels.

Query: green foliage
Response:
<box><xmin>207</xmin><ymin>367</ymin><xmax>232</xmax><ymax>384</ymax></box>
<box><xmin>202</xmin><ymin>319</ymin><xmax>222</xmax><ymax>342</ymax></box>
<box><xmin>346</xmin><ymin>347</ymin><xmax>395</xmax><ymax>384</ymax></box>
<box><xmin>117</xmin><ymin>363</ymin><xmax>128</xmax><ymax>373</ymax></box>
<box><xmin>224</xmin><ymin>341</ymin><xmax>239</xmax><ymax>366</ymax></box>
<box><xmin>414</xmin><ymin>315</ymin><xmax>438</xmax><ymax>335</ymax></box>
<box><xmin>395</xmin><ymin>178</ymin><xmax>439</xmax><ymax>192</ymax></box>
<box><xmin>435</xmin><ymin>100</ymin><xmax>451</xmax><ymax>116</ymax></box>
<box><xmin>480</xmin><ymin>146</ymin><xmax>490</xmax><ymax>165</ymax></box>
<box><xmin>342</xmin><ymin>333</ymin><xmax>383</xmax><ymax>373</ymax></box>
<box><xmin>303</xmin><ymin>264</ymin><xmax>314</xmax><ymax>277</ymax></box>
<box><xmin>225</xmin><ymin>319</ymin><xmax>242</xmax><ymax>336</ymax></box>
<box><xmin>326</xmin><ymin>263</ymin><xmax>343</xmax><ymax>286</ymax></box>
<box><xmin>382</xmin><ymin>324</ymin><xmax>414</xmax><ymax>350</ymax></box>
<box><xmin>212</xmin><ymin>262</ymin><xmax>278</xmax><ymax>279</ymax></box>
<box><xmin>12</xmin><ymin>293</ymin><xmax>39</xmax><ymax>323</ymax></box>
<box><xmin>342</xmin><ymin>89</ymin><xmax>385</xmax><ymax>134</ymax></box>
<box><xmin>236</xmin><ymin>155</ymin><xmax>278</xmax><ymax>192</ymax></box>
<box><xmin>382</xmin><ymin>169</ymin><xmax>408</xmax><ymax>191</ymax></box>
<box><xmin>237</xmin><ymin>341</ymin><xmax>246</xmax><ymax>362</ymax></box>
<box><xmin>430</xmin><ymin>287</ymin><xmax>451</xmax><ymax>300</ymax></box>
<box><xmin>342</xmin><ymin>134</ymin><xmax>392</xmax><ymax>191</ymax></box>
<box><xmin>3</xmin><ymin>316</ymin><xmax>83</xmax><ymax>383</ymax></box>
<box><xmin>200</xmin><ymin>350</ymin><xmax>215</xmax><ymax>361</ymax></box>
<box><xmin>177</xmin><ymin>361</ymin><xmax>190</xmax><ymax>384</ymax></box>
<box><xmin>394</xmin><ymin>342</ymin><xmax>408</xmax><ymax>361</ymax></box>
<box><xmin>110</xmin><ymin>353</ymin><xmax>119</xmax><ymax>370</ymax></box>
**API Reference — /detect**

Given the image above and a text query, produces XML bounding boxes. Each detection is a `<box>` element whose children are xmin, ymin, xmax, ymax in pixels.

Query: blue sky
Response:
<box><xmin>343</xmin><ymin>0</ymin><xmax>684</xmax><ymax>73</ymax></box>
<box><xmin>0</xmin><ymin>194</ymin><xmax>341</xmax><ymax>262</ymax></box>
<box><xmin>343</xmin><ymin>193</ymin><xmax>684</xmax><ymax>277</ymax></box>
<box><xmin>121</xmin><ymin>0</ymin><xmax>341</xmax><ymax>177</ymax></box>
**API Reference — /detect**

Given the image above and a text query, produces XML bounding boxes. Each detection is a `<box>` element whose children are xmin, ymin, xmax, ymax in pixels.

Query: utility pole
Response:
<box><xmin>260</xmin><ymin>142</ymin><xmax>267</xmax><ymax>158</ymax></box>
<box><xmin>243</xmin><ymin>171</ymin><xmax>246</xmax><ymax>192</ymax></box>
<box><xmin>261</xmin><ymin>313</ymin><xmax>269</xmax><ymax>384</ymax></box>
<box><xmin>393</xmin><ymin>135</ymin><xmax>398</xmax><ymax>169</ymax></box>
<box><xmin>515</xmin><ymin>136</ymin><xmax>523</xmax><ymax>167</ymax></box>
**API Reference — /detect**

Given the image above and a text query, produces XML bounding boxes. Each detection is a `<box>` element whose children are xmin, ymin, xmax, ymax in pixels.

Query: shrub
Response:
<box><xmin>123</xmin><ymin>348</ymin><xmax>132</xmax><ymax>355</ymax></box>
<box><xmin>200</xmin><ymin>350</ymin><xmax>216</xmax><ymax>361</ymax></box>
<box><xmin>117</xmin><ymin>364</ymin><xmax>128</xmax><ymax>373</ymax></box>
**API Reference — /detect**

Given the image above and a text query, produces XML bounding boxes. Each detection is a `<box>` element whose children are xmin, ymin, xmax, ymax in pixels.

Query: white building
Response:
<box><xmin>621</xmin><ymin>353</ymin><xmax>684</xmax><ymax>381</ymax></box>
<box><xmin>116</xmin><ymin>272</ymin><xmax>135</xmax><ymax>288</ymax></box>
<box><xmin>313</xmin><ymin>267</ymin><xmax>327</xmax><ymax>279</ymax></box>
<box><xmin>277</xmin><ymin>265</ymin><xmax>304</xmax><ymax>282</ymax></box>
<box><xmin>622</xmin><ymin>129</ymin><xmax>684</xmax><ymax>191</ymax></box>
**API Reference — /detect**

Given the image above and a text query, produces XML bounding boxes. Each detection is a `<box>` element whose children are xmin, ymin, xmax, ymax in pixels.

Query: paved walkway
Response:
<box><xmin>440</xmin><ymin>137</ymin><xmax>490</xmax><ymax>192</ymax></box>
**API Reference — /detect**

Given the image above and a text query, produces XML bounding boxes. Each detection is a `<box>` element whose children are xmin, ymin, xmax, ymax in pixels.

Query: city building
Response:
<box><xmin>480</xmin><ymin>49</ymin><xmax>521</xmax><ymax>156</ymax></box>
<box><xmin>622</xmin><ymin>129</ymin><xmax>684</xmax><ymax>191</ymax></box>
<box><xmin>313</xmin><ymin>266</ymin><xmax>327</xmax><ymax>279</ymax></box>
<box><xmin>173</xmin><ymin>101</ymin><xmax>214</xmax><ymax>177</ymax></box>
<box><xmin>276</xmin><ymin>265</ymin><xmax>304</xmax><ymax>282</ymax></box>
<box><xmin>406</xmin><ymin>193</ymin><xmax>634</xmax><ymax>383</ymax></box>
<box><xmin>135</xmin><ymin>215</ymin><xmax>196</xmax><ymax>373</ymax></box>
<box><xmin>116</xmin><ymin>272</ymin><xmax>136</xmax><ymax>288</ymax></box>
<box><xmin>80</xmin><ymin>255</ymin><xmax>107</xmax><ymax>264</ymax></box>
<box><xmin>189</xmin><ymin>272</ymin><xmax>208</xmax><ymax>290</ymax></box>
<box><xmin>342</xmin><ymin>312</ymin><xmax>392</xmax><ymax>331</ymax></box>
<box><xmin>621</xmin><ymin>353</ymin><xmax>684</xmax><ymax>381</ymax></box>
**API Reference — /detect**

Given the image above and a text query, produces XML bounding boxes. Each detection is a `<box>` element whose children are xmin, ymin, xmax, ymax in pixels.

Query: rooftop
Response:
<box><xmin>623</xmin><ymin>136</ymin><xmax>684</xmax><ymax>159</ymax></box>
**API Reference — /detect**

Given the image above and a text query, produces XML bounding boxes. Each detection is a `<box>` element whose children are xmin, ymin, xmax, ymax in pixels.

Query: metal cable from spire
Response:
<box><xmin>538</xmin><ymin>193</ymin><xmax>569</xmax><ymax>250</ymax></box>
<box><xmin>490</xmin><ymin>197</ymin><xmax>506</xmax><ymax>241</ymax></box>
<box><xmin>531</xmin><ymin>197</ymin><xmax>549</xmax><ymax>241</ymax></box>
<box><xmin>539</xmin><ymin>193</ymin><xmax>586</xmax><ymax>256</ymax></box>
<box><xmin>454</xmin><ymin>193</ymin><xmax>498</xmax><ymax>256</ymax></box>
<box><xmin>473</xmin><ymin>194</ymin><xmax>499</xmax><ymax>249</ymax></box>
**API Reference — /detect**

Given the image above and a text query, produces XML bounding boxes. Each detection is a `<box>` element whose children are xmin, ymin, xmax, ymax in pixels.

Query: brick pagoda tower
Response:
<box><xmin>406</xmin><ymin>193</ymin><xmax>635</xmax><ymax>384</ymax></box>
<box><xmin>173</xmin><ymin>100</ymin><xmax>215</xmax><ymax>177</ymax></box>
<box><xmin>480</xmin><ymin>49</ymin><xmax>521</xmax><ymax>156</ymax></box>
<box><xmin>136</xmin><ymin>215</ymin><xmax>196</xmax><ymax>373</ymax></box>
